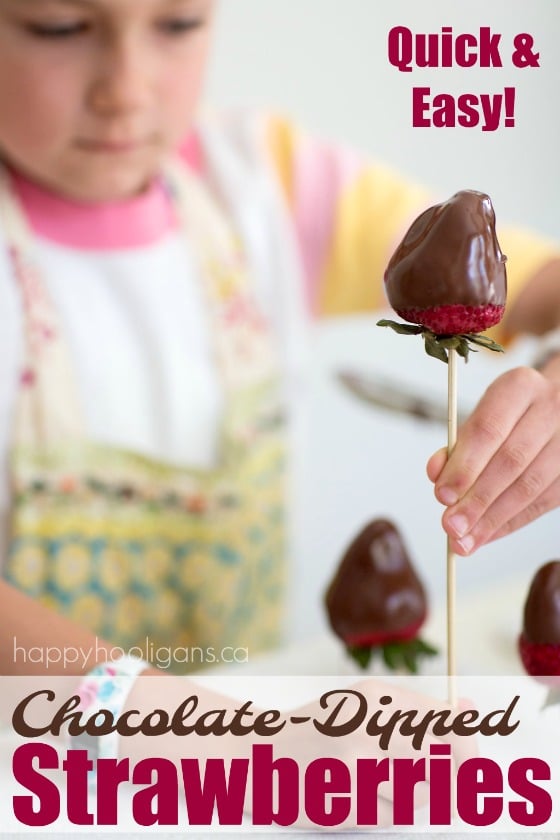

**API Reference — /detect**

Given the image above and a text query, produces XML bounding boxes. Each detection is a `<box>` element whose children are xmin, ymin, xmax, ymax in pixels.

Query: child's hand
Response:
<box><xmin>427</xmin><ymin>363</ymin><xmax>560</xmax><ymax>555</ymax></box>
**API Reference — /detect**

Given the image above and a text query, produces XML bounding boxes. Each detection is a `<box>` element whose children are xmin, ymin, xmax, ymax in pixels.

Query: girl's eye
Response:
<box><xmin>157</xmin><ymin>18</ymin><xmax>206</xmax><ymax>36</ymax></box>
<box><xmin>24</xmin><ymin>21</ymin><xmax>89</xmax><ymax>38</ymax></box>
<box><xmin>22</xmin><ymin>16</ymin><xmax>206</xmax><ymax>40</ymax></box>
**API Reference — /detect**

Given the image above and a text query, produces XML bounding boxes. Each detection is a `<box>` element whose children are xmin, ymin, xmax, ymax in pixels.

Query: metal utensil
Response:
<box><xmin>337</xmin><ymin>369</ymin><xmax>469</xmax><ymax>426</ymax></box>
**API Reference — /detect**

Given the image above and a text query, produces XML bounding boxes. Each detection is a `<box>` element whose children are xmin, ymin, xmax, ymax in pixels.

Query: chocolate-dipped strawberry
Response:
<box><xmin>519</xmin><ymin>561</ymin><xmax>560</xmax><ymax>678</ymax></box>
<box><xmin>325</xmin><ymin>519</ymin><xmax>437</xmax><ymax>672</ymax></box>
<box><xmin>378</xmin><ymin>190</ymin><xmax>507</xmax><ymax>362</ymax></box>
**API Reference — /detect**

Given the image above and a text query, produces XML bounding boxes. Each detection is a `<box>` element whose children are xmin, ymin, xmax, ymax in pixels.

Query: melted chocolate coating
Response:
<box><xmin>325</xmin><ymin>519</ymin><xmax>427</xmax><ymax>645</ymax></box>
<box><xmin>384</xmin><ymin>190</ymin><xmax>507</xmax><ymax>310</ymax></box>
<box><xmin>523</xmin><ymin>561</ymin><xmax>560</xmax><ymax>644</ymax></box>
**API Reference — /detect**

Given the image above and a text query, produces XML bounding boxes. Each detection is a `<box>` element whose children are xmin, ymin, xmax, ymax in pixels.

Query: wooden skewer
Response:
<box><xmin>447</xmin><ymin>347</ymin><xmax>458</xmax><ymax>708</ymax></box>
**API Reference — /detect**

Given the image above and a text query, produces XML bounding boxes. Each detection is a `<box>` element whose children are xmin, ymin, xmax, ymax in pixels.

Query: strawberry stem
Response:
<box><xmin>377</xmin><ymin>319</ymin><xmax>504</xmax><ymax>364</ymax></box>
<box><xmin>346</xmin><ymin>636</ymin><xmax>438</xmax><ymax>673</ymax></box>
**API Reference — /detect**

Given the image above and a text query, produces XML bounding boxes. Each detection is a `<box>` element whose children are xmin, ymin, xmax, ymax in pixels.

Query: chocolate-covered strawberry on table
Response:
<box><xmin>519</xmin><ymin>561</ymin><xmax>560</xmax><ymax>678</ymax></box>
<box><xmin>324</xmin><ymin>519</ymin><xmax>437</xmax><ymax>672</ymax></box>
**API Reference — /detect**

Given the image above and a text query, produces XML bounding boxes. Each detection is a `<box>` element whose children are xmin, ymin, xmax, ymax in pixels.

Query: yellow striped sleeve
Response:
<box><xmin>501</xmin><ymin>228</ymin><xmax>560</xmax><ymax>311</ymax></box>
<box><xmin>486</xmin><ymin>227</ymin><xmax>560</xmax><ymax>344</ymax></box>
<box><xmin>263</xmin><ymin>114</ymin><xmax>298</xmax><ymax>208</ymax></box>
<box><xmin>318</xmin><ymin>165</ymin><xmax>430</xmax><ymax>315</ymax></box>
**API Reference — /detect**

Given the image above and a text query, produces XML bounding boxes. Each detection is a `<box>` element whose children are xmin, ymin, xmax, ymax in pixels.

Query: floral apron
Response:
<box><xmin>0</xmin><ymin>159</ymin><xmax>287</xmax><ymax>672</ymax></box>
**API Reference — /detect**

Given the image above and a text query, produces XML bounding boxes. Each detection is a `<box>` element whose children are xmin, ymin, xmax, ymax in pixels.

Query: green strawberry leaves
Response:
<box><xmin>347</xmin><ymin>645</ymin><xmax>374</xmax><ymax>669</ymax></box>
<box><xmin>377</xmin><ymin>319</ymin><xmax>504</xmax><ymax>364</ymax></box>
<box><xmin>346</xmin><ymin>636</ymin><xmax>439</xmax><ymax>674</ymax></box>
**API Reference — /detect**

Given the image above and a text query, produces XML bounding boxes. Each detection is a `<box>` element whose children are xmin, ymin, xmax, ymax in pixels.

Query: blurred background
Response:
<box><xmin>207</xmin><ymin>0</ymin><xmax>558</xmax><ymax>236</ymax></box>
<box><xmin>205</xmin><ymin>0</ymin><xmax>560</xmax><ymax>642</ymax></box>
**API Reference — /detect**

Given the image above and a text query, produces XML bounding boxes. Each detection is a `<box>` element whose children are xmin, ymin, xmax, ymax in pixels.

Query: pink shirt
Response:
<box><xmin>9</xmin><ymin>133</ymin><xmax>203</xmax><ymax>251</ymax></box>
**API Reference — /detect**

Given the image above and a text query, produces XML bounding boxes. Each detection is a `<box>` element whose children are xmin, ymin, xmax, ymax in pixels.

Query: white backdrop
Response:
<box><xmin>207</xmin><ymin>0</ymin><xmax>559</xmax><ymax>236</ymax></box>
<box><xmin>205</xmin><ymin>1</ymin><xmax>560</xmax><ymax>642</ymax></box>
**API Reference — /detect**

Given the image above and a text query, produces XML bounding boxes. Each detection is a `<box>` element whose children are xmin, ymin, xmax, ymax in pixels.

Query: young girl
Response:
<box><xmin>0</xmin><ymin>0</ymin><xmax>560</xmax><ymax>682</ymax></box>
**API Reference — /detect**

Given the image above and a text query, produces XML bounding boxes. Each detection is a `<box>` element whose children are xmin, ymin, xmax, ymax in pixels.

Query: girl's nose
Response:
<box><xmin>87</xmin><ymin>35</ymin><xmax>154</xmax><ymax>116</ymax></box>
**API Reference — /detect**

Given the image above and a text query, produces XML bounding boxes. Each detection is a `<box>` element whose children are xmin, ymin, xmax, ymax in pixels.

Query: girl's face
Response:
<box><xmin>0</xmin><ymin>0</ymin><xmax>215</xmax><ymax>202</ymax></box>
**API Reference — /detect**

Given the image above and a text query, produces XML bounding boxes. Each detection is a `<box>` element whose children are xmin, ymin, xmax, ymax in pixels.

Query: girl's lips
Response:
<box><xmin>76</xmin><ymin>138</ymin><xmax>149</xmax><ymax>153</ymax></box>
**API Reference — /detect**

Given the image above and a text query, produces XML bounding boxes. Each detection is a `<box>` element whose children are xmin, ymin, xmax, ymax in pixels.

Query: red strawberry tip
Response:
<box><xmin>395</xmin><ymin>303</ymin><xmax>505</xmax><ymax>335</ymax></box>
<box><xmin>518</xmin><ymin>633</ymin><xmax>560</xmax><ymax>681</ymax></box>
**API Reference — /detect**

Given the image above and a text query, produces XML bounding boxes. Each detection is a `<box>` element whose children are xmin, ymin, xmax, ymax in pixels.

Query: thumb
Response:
<box><xmin>426</xmin><ymin>447</ymin><xmax>447</xmax><ymax>483</ymax></box>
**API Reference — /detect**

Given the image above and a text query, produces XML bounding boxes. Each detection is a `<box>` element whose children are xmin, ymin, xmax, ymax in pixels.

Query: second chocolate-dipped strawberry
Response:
<box><xmin>325</xmin><ymin>519</ymin><xmax>437</xmax><ymax>672</ymax></box>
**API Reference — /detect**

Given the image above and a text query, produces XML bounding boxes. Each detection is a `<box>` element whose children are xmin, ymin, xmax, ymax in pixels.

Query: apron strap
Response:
<box><xmin>0</xmin><ymin>167</ymin><xmax>84</xmax><ymax>447</ymax></box>
<box><xmin>163</xmin><ymin>159</ymin><xmax>280</xmax><ymax>392</ymax></box>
